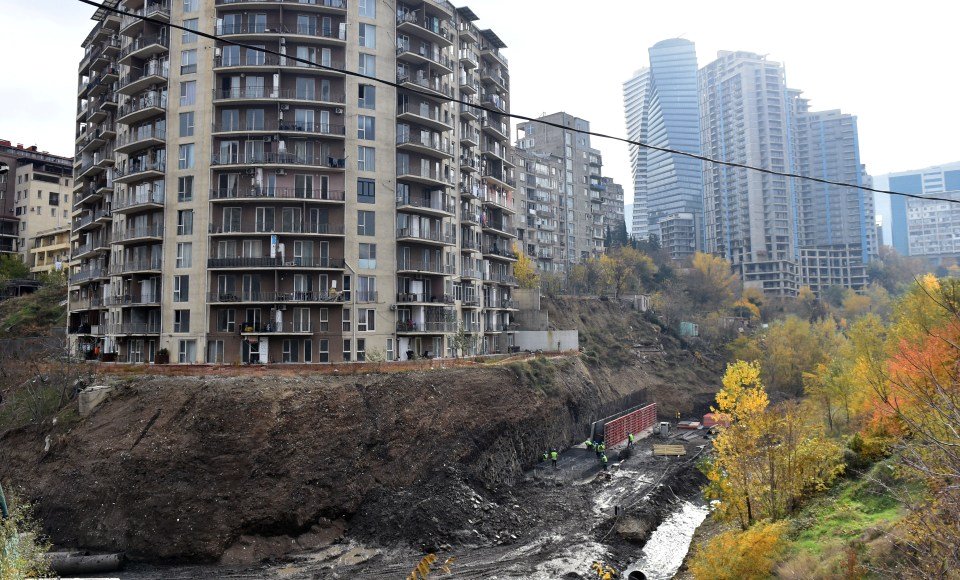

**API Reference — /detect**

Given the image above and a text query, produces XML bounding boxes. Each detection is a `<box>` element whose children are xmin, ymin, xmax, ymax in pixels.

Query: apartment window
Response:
<box><xmin>386</xmin><ymin>338</ymin><xmax>394</xmax><ymax>362</ymax></box>
<box><xmin>178</xmin><ymin>144</ymin><xmax>195</xmax><ymax>169</ymax></box>
<box><xmin>358</xmin><ymin>24</ymin><xmax>376</xmax><ymax>48</ymax></box>
<box><xmin>176</xmin><ymin>242</ymin><xmax>193</xmax><ymax>268</ymax></box>
<box><xmin>342</xmin><ymin>339</ymin><xmax>351</xmax><ymax>362</ymax></box>
<box><xmin>357</xmin><ymin>146</ymin><xmax>375</xmax><ymax>171</ymax></box>
<box><xmin>177</xmin><ymin>209</ymin><xmax>194</xmax><ymax>235</ymax></box>
<box><xmin>358</xmin><ymin>53</ymin><xmax>375</xmax><ymax>77</ymax></box>
<box><xmin>183</xmin><ymin>0</ymin><xmax>197</xmax><ymax>12</ymax></box>
<box><xmin>174</xmin><ymin>310</ymin><xmax>191</xmax><ymax>333</ymax></box>
<box><xmin>282</xmin><ymin>340</ymin><xmax>298</xmax><ymax>363</ymax></box>
<box><xmin>358</xmin><ymin>84</ymin><xmax>375</xmax><ymax>109</ymax></box>
<box><xmin>207</xmin><ymin>340</ymin><xmax>224</xmax><ymax>363</ymax></box>
<box><xmin>318</xmin><ymin>308</ymin><xmax>329</xmax><ymax>331</ymax></box>
<box><xmin>358</xmin><ymin>0</ymin><xmax>376</xmax><ymax>18</ymax></box>
<box><xmin>303</xmin><ymin>339</ymin><xmax>312</xmax><ymax>363</ymax></box>
<box><xmin>180</xmin><ymin>49</ymin><xmax>197</xmax><ymax>74</ymax></box>
<box><xmin>318</xmin><ymin>339</ymin><xmax>329</xmax><ymax>363</ymax></box>
<box><xmin>358</xmin><ymin>276</ymin><xmax>376</xmax><ymax>302</ymax></box>
<box><xmin>182</xmin><ymin>19</ymin><xmax>199</xmax><ymax>43</ymax></box>
<box><xmin>358</xmin><ymin>115</ymin><xmax>375</xmax><ymax>140</ymax></box>
<box><xmin>173</xmin><ymin>275</ymin><xmax>189</xmax><ymax>302</ymax></box>
<box><xmin>218</xmin><ymin>308</ymin><xmax>236</xmax><ymax>332</ymax></box>
<box><xmin>358</xmin><ymin>309</ymin><xmax>375</xmax><ymax>332</ymax></box>
<box><xmin>179</xmin><ymin>112</ymin><xmax>195</xmax><ymax>137</ymax></box>
<box><xmin>49</xmin><ymin>192</ymin><xmax>59</xmax><ymax>206</ymax></box>
<box><xmin>178</xmin><ymin>176</ymin><xmax>194</xmax><ymax>201</ymax></box>
<box><xmin>357</xmin><ymin>178</ymin><xmax>375</xmax><ymax>203</ymax></box>
<box><xmin>342</xmin><ymin>309</ymin><xmax>351</xmax><ymax>332</ymax></box>
<box><xmin>180</xmin><ymin>81</ymin><xmax>196</xmax><ymax>106</ymax></box>
<box><xmin>178</xmin><ymin>339</ymin><xmax>197</xmax><ymax>363</ymax></box>
<box><xmin>245</xmin><ymin>109</ymin><xmax>265</xmax><ymax>131</ymax></box>
<box><xmin>357</xmin><ymin>210</ymin><xmax>375</xmax><ymax>235</ymax></box>
<box><xmin>359</xmin><ymin>243</ymin><xmax>376</xmax><ymax>269</ymax></box>
<box><xmin>356</xmin><ymin>338</ymin><xmax>366</xmax><ymax>361</ymax></box>
<box><xmin>222</xmin><ymin>45</ymin><xmax>240</xmax><ymax>66</ymax></box>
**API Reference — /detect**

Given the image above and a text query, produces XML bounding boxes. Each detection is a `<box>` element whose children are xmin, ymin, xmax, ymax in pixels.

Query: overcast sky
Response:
<box><xmin>3</xmin><ymin>0</ymin><xmax>958</xmax><ymax>213</ymax></box>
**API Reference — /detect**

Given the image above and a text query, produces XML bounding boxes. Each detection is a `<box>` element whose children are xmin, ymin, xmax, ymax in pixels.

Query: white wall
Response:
<box><xmin>513</xmin><ymin>330</ymin><xmax>579</xmax><ymax>351</ymax></box>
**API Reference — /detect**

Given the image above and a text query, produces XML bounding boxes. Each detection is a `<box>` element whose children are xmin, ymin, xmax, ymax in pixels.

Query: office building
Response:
<box><xmin>69</xmin><ymin>0</ymin><xmax>517</xmax><ymax>363</ymax></box>
<box><xmin>623</xmin><ymin>39</ymin><xmax>703</xmax><ymax>259</ymax></box>
<box><xmin>516</xmin><ymin>113</ymin><xmax>606</xmax><ymax>266</ymax></box>
<box><xmin>885</xmin><ymin>162</ymin><xmax>960</xmax><ymax>264</ymax></box>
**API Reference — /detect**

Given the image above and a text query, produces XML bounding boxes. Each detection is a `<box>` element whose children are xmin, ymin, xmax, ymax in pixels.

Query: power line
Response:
<box><xmin>76</xmin><ymin>0</ymin><xmax>958</xmax><ymax>206</ymax></box>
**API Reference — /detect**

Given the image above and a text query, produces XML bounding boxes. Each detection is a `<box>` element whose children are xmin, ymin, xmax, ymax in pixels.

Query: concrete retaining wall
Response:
<box><xmin>513</xmin><ymin>330</ymin><xmax>579</xmax><ymax>351</ymax></box>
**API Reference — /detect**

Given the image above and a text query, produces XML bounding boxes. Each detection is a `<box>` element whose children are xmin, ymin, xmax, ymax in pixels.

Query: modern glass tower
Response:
<box><xmin>622</xmin><ymin>38</ymin><xmax>702</xmax><ymax>260</ymax></box>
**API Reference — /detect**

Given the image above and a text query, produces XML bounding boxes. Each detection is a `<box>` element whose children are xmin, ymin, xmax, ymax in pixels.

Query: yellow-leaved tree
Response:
<box><xmin>688</xmin><ymin>520</ymin><xmax>788</xmax><ymax>580</ymax></box>
<box><xmin>512</xmin><ymin>241</ymin><xmax>540</xmax><ymax>289</ymax></box>
<box><xmin>687</xmin><ymin>252</ymin><xmax>739</xmax><ymax>312</ymax></box>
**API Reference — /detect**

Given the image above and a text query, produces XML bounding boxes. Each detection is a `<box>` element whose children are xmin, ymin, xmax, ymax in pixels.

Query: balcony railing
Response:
<box><xmin>69</xmin><ymin>267</ymin><xmax>107</xmax><ymax>283</ymax></box>
<box><xmin>106</xmin><ymin>323</ymin><xmax>161</xmax><ymax>335</ymax></box>
<box><xmin>104</xmin><ymin>294</ymin><xmax>161</xmax><ymax>306</ymax></box>
<box><xmin>396</xmin><ymin>258</ymin><xmax>455</xmax><ymax>275</ymax></box>
<box><xmin>396</xmin><ymin>228</ymin><xmax>455</xmax><ymax>245</ymax></box>
<box><xmin>213</xmin><ymin>121</ymin><xmax>346</xmax><ymax>136</ymax></box>
<box><xmin>215</xmin><ymin>0</ymin><xmax>346</xmax><ymax>7</ymax></box>
<box><xmin>238</xmin><ymin>321</ymin><xmax>314</xmax><ymax>333</ymax></box>
<box><xmin>396</xmin><ymin>45</ymin><xmax>453</xmax><ymax>70</ymax></box>
<box><xmin>396</xmin><ymin>133</ymin><xmax>453</xmax><ymax>156</ymax></box>
<box><xmin>483</xmin><ymin>244</ymin><xmax>517</xmax><ymax>258</ymax></box>
<box><xmin>396</xmin><ymin>195</ymin><xmax>456</xmax><ymax>214</ymax></box>
<box><xmin>209</xmin><ymin>222</ymin><xmax>346</xmax><ymax>235</ymax></box>
<box><xmin>207</xmin><ymin>256</ymin><xmax>345</xmax><ymax>269</ymax></box>
<box><xmin>397</xmin><ymin>74</ymin><xmax>453</xmax><ymax>98</ymax></box>
<box><xmin>113</xmin><ymin>225</ymin><xmax>164</xmax><ymax>242</ymax></box>
<box><xmin>397</xmin><ymin>165</ymin><xmax>454</xmax><ymax>185</ymax></box>
<box><xmin>117</xmin><ymin>93</ymin><xmax>166</xmax><ymax>119</ymax></box>
<box><xmin>118</xmin><ymin>62</ymin><xmax>169</xmax><ymax>91</ymax></box>
<box><xmin>396</xmin><ymin>320</ymin><xmax>457</xmax><ymax>333</ymax></box>
<box><xmin>209</xmin><ymin>187</ymin><xmax>345</xmax><ymax>202</ymax></box>
<box><xmin>208</xmin><ymin>291</ymin><xmax>344</xmax><ymax>304</ymax></box>
<box><xmin>210</xmin><ymin>152</ymin><xmax>346</xmax><ymax>168</ymax></box>
<box><xmin>216</xmin><ymin>22</ymin><xmax>346</xmax><ymax>42</ymax></box>
<box><xmin>114</xmin><ymin>160</ymin><xmax>166</xmax><ymax>180</ymax></box>
<box><xmin>215</xmin><ymin>53</ymin><xmax>345</xmax><ymax>71</ymax></box>
<box><xmin>212</xmin><ymin>87</ymin><xmax>345</xmax><ymax>103</ymax></box>
<box><xmin>120</xmin><ymin>1</ymin><xmax>170</xmax><ymax>30</ymax></box>
<box><xmin>120</xmin><ymin>35</ymin><xmax>169</xmax><ymax>60</ymax></box>
<box><xmin>396</xmin><ymin>292</ymin><xmax>455</xmax><ymax>304</ymax></box>
<box><xmin>396</xmin><ymin>13</ymin><xmax>454</xmax><ymax>44</ymax></box>
<box><xmin>116</xmin><ymin>127</ymin><xmax>166</xmax><ymax>149</ymax></box>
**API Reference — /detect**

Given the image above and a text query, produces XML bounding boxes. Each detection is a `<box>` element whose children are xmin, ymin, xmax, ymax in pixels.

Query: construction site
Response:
<box><xmin>0</xmin><ymin>296</ymin><xmax>724</xmax><ymax>578</ymax></box>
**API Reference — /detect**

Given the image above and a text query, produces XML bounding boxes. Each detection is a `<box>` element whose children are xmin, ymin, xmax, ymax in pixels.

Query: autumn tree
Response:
<box><xmin>598</xmin><ymin>246</ymin><xmax>657</xmax><ymax>299</ymax></box>
<box><xmin>762</xmin><ymin>316</ymin><xmax>841</xmax><ymax>396</ymax></box>
<box><xmin>512</xmin><ymin>241</ymin><xmax>540</xmax><ymax>289</ymax></box>
<box><xmin>687</xmin><ymin>252</ymin><xmax>739</xmax><ymax>312</ymax></box>
<box><xmin>689</xmin><ymin>520</ymin><xmax>788</xmax><ymax>580</ymax></box>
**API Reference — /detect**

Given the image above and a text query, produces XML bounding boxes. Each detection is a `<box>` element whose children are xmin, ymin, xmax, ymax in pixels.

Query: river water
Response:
<box><xmin>625</xmin><ymin>501</ymin><xmax>709</xmax><ymax>579</ymax></box>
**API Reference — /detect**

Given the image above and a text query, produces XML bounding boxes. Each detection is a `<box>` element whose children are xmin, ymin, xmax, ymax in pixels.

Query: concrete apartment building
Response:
<box><xmin>700</xmin><ymin>51</ymin><xmax>873</xmax><ymax>296</ymax></box>
<box><xmin>884</xmin><ymin>162</ymin><xmax>960</xmax><ymax>265</ymax></box>
<box><xmin>623</xmin><ymin>39</ymin><xmax>703</xmax><ymax>260</ymax></box>
<box><xmin>600</xmin><ymin>176</ymin><xmax>625</xmax><ymax>238</ymax></box>
<box><xmin>0</xmin><ymin>141</ymin><xmax>74</xmax><ymax>258</ymax></box>
<box><xmin>69</xmin><ymin>0</ymin><xmax>517</xmax><ymax>364</ymax></box>
<box><xmin>515</xmin><ymin>113</ymin><xmax>606</xmax><ymax>266</ymax></box>
<box><xmin>30</xmin><ymin>227</ymin><xmax>72</xmax><ymax>273</ymax></box>
<box><xmin>514</xmin><ymin>149</ymin><xmax>564</xmax><ymax>272</ymax></box>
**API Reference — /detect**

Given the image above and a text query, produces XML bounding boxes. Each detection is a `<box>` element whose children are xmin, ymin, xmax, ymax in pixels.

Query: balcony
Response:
<box><xmin>396</xmin><ymin>258</ymin><xmax>455</xmax><ymax>275</ymax></box>
<box><xmin>482</xmin><ymin>170</ymin><xmax>516</xmax><ymax>191</ymax></box>
<box><xmin>208</xmin><ymin>291</ymin><xmax>344</xmax><ymax>305</ymax></box>
<box><xmin>396</xmin><ymin>320</ymin><xmax>457</xmax><ymax>334</ymax></box>
<box><xmin>460</xmin><ymin>238</ymin><xmax>481</xmax><ymax>253</ymax></box>
<box><xmin>396</xmin><ymin>227</ymin><xmax>455</xmax><ymax>246</ymax></box>
<box><xmin>396</xmin><ymin>133</ymin><xmax>453</xmax><ymax>159</ymax></box>
<box><xmin>459</xmin><ymin>103</ymin><xmax>479</xmax><ymax>121</ymax></box>
<box><xmin>483</xmin><ymin>271</ymin><xmax>517</xmax><ymax>286</ymax></box>
<box><xmin>109</xmin><ymin>259</ymin><xmax>163</xmax><ymax>275</ymax></box>
<box><xmin>120</xmin><ymin>2</ymin><xmax>171</xmax><ymax>34</ymax></box>
<box><xmin>460</xmin><ymin>130</ymin><xmax>480</xmax><ymax>148</ymax></box>
<box><xmin>210</xmin><ymin>152</ymin><xmax>346</xmax><ymax>170</ymax></box>
<box><xmin>460</xmin><ymin>207</ymin><xmax>481</xmax><ymax>224</ymax></box>
<box><xmin>396</xmin><ymin>103</ymin><xmax>453</xmax><ymax>132</ymax></box>
<box><xmin>396</xmin><ymin>195</ymin><xmax>455</xmax><ymax>217</ymax></box>
<box><xmin>113</xmin><ymin>192</ymin><xmax>164</xmax><ymax>215</ymax></box>
<box><xmin>74</xmin><ymin>209</ymin><xmax>111</xmax><ymax>232</ymax></box>
<box><xmin>68</xmin><ymin>324</ymin><xmax>104</xmax><ymax>335</ymax></box>
<box><xmin>115</xmin><ymin>127</ymin><xmax>166</xmax><ymax>154</ymax></box>
<box><xmin>484</xmin><ymin>298</ymin><xmax>517</xmax><ymax>310</ymax></box>
<box><xmin>70</xmin><ymin>296</ymin><xmax>105</xmax><ymax>311</ymax></box>
<box><xmin>480</xmin><ymin>94</ymin><xmax>507</xmax><ymax>113</ymax></box>
<box><xmin>212</xmin><ymin>121</ymin><xmax>346</xmax><ymax>139</ymax></box>
<box><xmin>396</xmin><ymin>45</ymin><xmax>454</xmax><ymax>75</ymax></box>
<box><xmin>396</xmin><ymin>292</ymin><xmax>454</xmax><ymax>304</ymax></box>
<box><xmin>397</xmin><ymin>73</ymin><xmax>453</xmax><ymax>101</ymax></box>
<box><xmin>216</xmin><ymin>22</ymin><xmax>346</xmax><ymax>45</ymax></box>
<box><xmin>482</xmin><ymin>243</ymin><xmax>518</xmax><ymax>260</ymax></box>
<box><xmin>209</xmin><ymin>222</ymin><xmax>346</xmax><ymax>236</ymax></box>
<box><xmin>213</xmin><ymin>0</ymin><xmax>346</xmax><ymax>14</ymax></box>
<box><xmin>117</xmin><ymin>93</ymin><xmax>166</xmax><ymax>125</ymax></box>
<box><xmin>210</xmin><ymin>187</ymin><xmax>345</xmax><ymax>203</ymax></box>
<box><xmin>214</xmin><ymin>53</ymin><xmax>346</xmax><ymax>76</ymax></box>
<box><xmin>113</xmin><ymin>224</ymin><xmax>164</xmax><ymax>245</ymax></box>
<box><xmin>117</xmin><ymin>63</ymin><xmax>169</xmax><ymax>96</ymax></box>
<box><xmin>238</xmin><ymin>321</ymin><xmax>315</xmax><ymax>335</ymax></box>
<box><xmin>69</xmin><ymin>266</ymin><xmax>108</xmax><ymax>284</ymax></box>
<box><xmin>113</xmin><ymin>160</ymin><xmax>165</xmax><ymax>184</ymax></box>
<box><xmin>118</xmin><ymin>35</ymin><xmax>169</xmax><ymax>66</ymax></box>
<box><xmin>480</xmin><ymin>68</ymin><xmax>509</xmax><ymax>92</ymax></box>
<box><xmin>481</xmin><ymin>117</ymin><xmax>509</xmax><ymax>142</ymax></box>
<box><xmin>106</xmin><ymin>323</ymin><xmax>161</xmax><ymax>335</ymax></box>
<box><xmin>103</xmin><ymin>294</ymin><xmax>161</xmax><ymax>307</ymax></box>
<box><xmin>395</xmin><ymin>13</ymin><xmax>454</xmax><ymax>47</ymax></box>
<box><xmin>207</xmin><ymin>256</ymin><xmax>345</xmax><ymax>269</ymax></box>
<box><xmin>479</xmin><ymin>44</ymin><xmax>509</xmax><ymax>68</ymax></box>
<box><xmin>397</xmin><ymin>165</ymin><xmax>454</xmax><ymax>189</ymax></box>
<box><xmin>212</xmin><ymin>87</ymin><xmax>345</xmax><ymax>106</ymax></box>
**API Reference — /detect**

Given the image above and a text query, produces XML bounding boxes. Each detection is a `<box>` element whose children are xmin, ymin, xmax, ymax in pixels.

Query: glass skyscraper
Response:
<box><xmin>623</xmin><ymin>39</ymin><xmax>703</xmax><ymax>260</ymax></box>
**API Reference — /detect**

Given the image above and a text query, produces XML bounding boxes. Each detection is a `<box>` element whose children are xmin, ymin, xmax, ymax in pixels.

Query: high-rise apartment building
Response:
<box><xmin>0</xmin><ymin>140</ymin><xmax>74</xmax><ymax>258</ymax></box>
<box><xmin>514</xmin><ymin>149</ymin><xmax>563</xmax><ymax>272</ymax></box>
<box><xmin>600</xmin><ymin>176</ymin><xmax>625</xmax><ymax>238</ymax></box>
<box><xmin>886</xmin><ymin>162</ymin><xmax>960</xmax><ymax>263</ymax></box>
<box><xmin>69</xmin><ymin>0</ymin><xmax>517</xmax><ymax>363</ymax></box>
<box><xmin>700</xmin><ymin>51</ymin><xmax>873</xmax><ymax>296</ymax></box>
<box><xmin>623</xmin><ymin>39</ymin><xmax>703</xmax><ymax>260</ymax></box>
<box><xmin>516</xmin><ymin>113</ymin><xmax>606</xmax><ymax>266</ymax></box>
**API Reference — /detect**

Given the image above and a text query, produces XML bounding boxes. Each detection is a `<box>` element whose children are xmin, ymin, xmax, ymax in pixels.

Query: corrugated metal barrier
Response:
<box><xmin>603</xmin><ymin>403</ymin><xmax>658</xmax><ymax>447</ymax></box>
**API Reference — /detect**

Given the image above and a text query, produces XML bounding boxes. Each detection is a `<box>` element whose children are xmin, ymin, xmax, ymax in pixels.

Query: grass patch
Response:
<box><xmin>0</xmin><ymin>284</ymin><xmax>67</xmax><ymax>338</ymax></box>
<box><xmin>506</xmin><ymin>356</ymin><xmax>559</xmax><ymax>395</ymax></box>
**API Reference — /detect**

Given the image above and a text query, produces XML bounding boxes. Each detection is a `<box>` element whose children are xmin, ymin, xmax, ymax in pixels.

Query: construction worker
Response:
<box><xmin>600</xmin><ymin>453</ymin><xmax>609</xmax><ymax>471</ymax></box>
<box><xmin>627</xmin><ymin>432</ymin><xmax>635</xmax><ymax>447</ymax></box>
<box><xmin>550</xmin><ymin>449</ymin><xmax>559</xmax><ymax>468</ymax></box>
<box><xmin>541</xmin><ymin>451</ymin><xmax>549</xmax><ymax>463</ymax></box>
<box><xmin>595</xmin><ymin>442</ymin><xmax>603</xmax><ymax>459</ymax></box>
<box><xmin>598</xmin><ymin>442</ymin><xmax>606</xmax><ymax>456</ymax></box>
<box><xmin>584</xmin><ymin>439</ymin><xmax>594</xmax><ymax>451</ymax></box>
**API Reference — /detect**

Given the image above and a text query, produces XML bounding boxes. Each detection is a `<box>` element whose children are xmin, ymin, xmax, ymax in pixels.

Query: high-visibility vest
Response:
<box><xmin>601</xmin><ymin>454</ymin><xmax>608</xmax><ymax>463</ymax></box>
<box><xmin>550</xmin><ymin>451</ymin><xmax>558</xmax><ymax>460</ymax></box>
<box><xmin>628</xmin><ymin>433</ymin><xmax>635</xmax><ymax>442</ymax></box>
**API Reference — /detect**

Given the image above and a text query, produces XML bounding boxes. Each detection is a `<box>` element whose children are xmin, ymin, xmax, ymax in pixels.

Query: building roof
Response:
<box><xmin>480</xmin><ymin>29</ymin><xmax>507</xmax><ymax>49</ymax></box>
<box><xmin>456</xmin><ymin>6</ymin><xmax>479</xmax><ymax>21</ymax></box>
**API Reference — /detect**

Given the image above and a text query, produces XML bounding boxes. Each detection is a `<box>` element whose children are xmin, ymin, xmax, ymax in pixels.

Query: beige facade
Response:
<box><xmin>69</xmin><ymin>0</ymin><xmax>516</xmax><ymax>363</ymax></box>
<box><xmin>30</xmin><ymin>226</ymin><xmax>71</xmax><ymax>273</ymax></box>
<box><xmin>14</xmin><ymin>160</ymin><xmax>75</xmax><ymax>261</ymax></box>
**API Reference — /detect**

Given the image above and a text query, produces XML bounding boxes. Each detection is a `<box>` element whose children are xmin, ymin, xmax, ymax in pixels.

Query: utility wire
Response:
<box><xmin>77</xmin><ymin>0</ymin><xmax>957</xmax><ymax>206</ymax></box>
